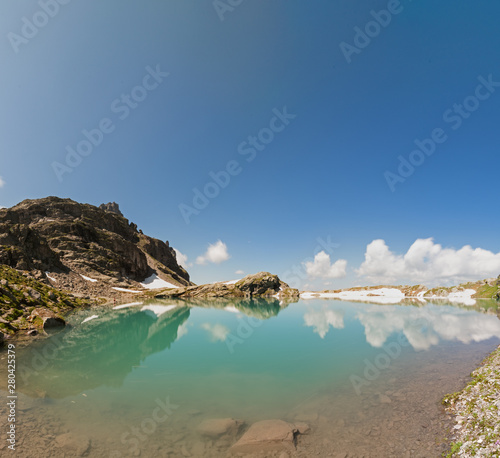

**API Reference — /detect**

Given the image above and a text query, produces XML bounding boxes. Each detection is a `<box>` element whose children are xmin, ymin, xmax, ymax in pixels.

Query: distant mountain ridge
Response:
<box><xmin>0</xmin><ymin>197</ymin><xmax>191</xmax><ymax>296</ymax></box>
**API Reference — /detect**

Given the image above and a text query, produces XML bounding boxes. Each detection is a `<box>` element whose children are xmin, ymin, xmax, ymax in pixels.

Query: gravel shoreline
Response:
<box><xmin>443</xmin><ymin>344</ymin><xmax>500</xmax><ymax>457</ymax></box>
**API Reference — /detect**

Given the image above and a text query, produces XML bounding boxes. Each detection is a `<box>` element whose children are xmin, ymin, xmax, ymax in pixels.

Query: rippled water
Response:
<box><xmin>1</xmin><ymin>298</ymin><xmax>499</xmax><ymax>457</ymax></box>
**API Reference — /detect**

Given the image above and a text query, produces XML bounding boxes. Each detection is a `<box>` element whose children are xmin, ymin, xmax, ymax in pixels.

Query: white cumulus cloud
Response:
<box><xmin>235</xmin><ymin>269</ymin><xmax>245</xmax><ymax>275</ymax></box>
<box><xmin>357</xmin><ymin>238</ymin><xmax>500</xmax><ymax>285</ymax></box>
<box><xmin>0</xmin><ymin>176</ymin><xmax>5</xmax><ymax>188</ymax></box>
<box><xmin>304</xmin><ymin>251</ymin><xmax>347</xmax><ymax>279</ymax></box>
<box><xmin>196</xmin><ymin>240</ymin><xmax>230</xmax><ymax>265</ymax></box>
<box><xmin>174</xmin><ymin>248</ymin><xmax>190</xmax><ymax>268</ymax></box>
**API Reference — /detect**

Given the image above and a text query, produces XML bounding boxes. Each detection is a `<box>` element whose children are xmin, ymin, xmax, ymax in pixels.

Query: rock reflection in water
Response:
<box><xmin>16</xmin><ymin>304</ymin><xmax>190</xmax><ymax>398</ymax></box>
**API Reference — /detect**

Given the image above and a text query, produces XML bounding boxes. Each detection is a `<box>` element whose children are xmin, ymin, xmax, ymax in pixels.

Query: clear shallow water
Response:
<box><xmin>2</xmin><ymin>298</ymin><xmax>500</xmax><ymax>457</ymax></box>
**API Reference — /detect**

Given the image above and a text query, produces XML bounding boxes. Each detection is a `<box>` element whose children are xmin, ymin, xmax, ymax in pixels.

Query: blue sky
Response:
<box><xmin>1</xmin><ymin>0</ymin><xmax>500</xmax><ymax>288</ymax></box>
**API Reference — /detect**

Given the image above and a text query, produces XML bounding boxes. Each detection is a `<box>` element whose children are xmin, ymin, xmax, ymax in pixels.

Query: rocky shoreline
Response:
<box><xmin>443</xmin><ymin>344</ymin><xmax>500</xmax><ymax>457</ymax></box>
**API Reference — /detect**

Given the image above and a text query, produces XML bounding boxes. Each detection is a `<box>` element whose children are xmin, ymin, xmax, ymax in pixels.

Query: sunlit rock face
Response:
<box><xmin>0</xmin><ymin>197</ymin><xmax>191</xmax><ymax>295</ymax></box>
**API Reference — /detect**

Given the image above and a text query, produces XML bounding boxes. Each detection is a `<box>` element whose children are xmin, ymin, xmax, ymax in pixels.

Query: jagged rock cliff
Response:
<box><xmin>0</xmin><ymin>197</ymin><xmax>191</xmax><ymax>295</ymax></box>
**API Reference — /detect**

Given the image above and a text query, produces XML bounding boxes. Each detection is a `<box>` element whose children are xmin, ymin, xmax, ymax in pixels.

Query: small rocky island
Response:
<box><xmin>156</xmin><ymin>271</ymin><xmax>299</xmax><ymax>299</ymax></box>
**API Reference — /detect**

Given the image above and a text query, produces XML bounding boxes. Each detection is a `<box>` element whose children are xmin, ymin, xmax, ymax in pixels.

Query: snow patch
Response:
<box><xmin>112</xmin><ymin>287</ymin><xmax>142</xmax><ymax>293</ymax></box>
<box><xmin>45</xmin><ymin>272</ymin><xmax>57</xmax><ymax>282</ymax></box>
<box><xmin>140</xmin><ymin>273</ymin><xmax>179</xmax><ymax>289</ymax></box>
<box><xmin>444</xmin><ymin>289</ymin><xmax>476</xmax><ymax>306</ymax></box>
<box><xmin>301</xmin><ymin>288</ymin><xmax>405</xmax><ymax>305</ymax></box>
<box><xmin>301</xmin><ymin>287</ymin><xmax>478</xmax><ymax>306</ymax></box>
<box><xmin>80</xmin><ymin>274</ymin><xmax>97</xmax><ymax>283</ymax></box>
<box><xmin>223</xmin><ymin>279</ymin><xmax>241</xmax><ymax>285</ymax></box>
<box><xmin>82</xmin><ymin>315</ymin><xmax>98</xmax><ymax>324</ymax></box>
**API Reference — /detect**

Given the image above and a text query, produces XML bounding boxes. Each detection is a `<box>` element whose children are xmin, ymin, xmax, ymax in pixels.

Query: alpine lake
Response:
<box><xmin>1</xmin><ymin>296</ymin><xmax>500</xmax><ymax>457</ymax></box>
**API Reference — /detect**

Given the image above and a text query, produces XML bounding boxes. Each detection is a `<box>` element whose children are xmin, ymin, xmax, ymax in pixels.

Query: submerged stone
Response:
<box><xmin>197</xmin><ymin>418</ymin><xmax>244</xmax><ymax>438</ymax></box>
<box><xmin>230</xmin><ymin>419</ymin><xmax>298</xmax><ymax>454</ymax></box>
<box><xmin>55</xmin><ymin>432</ymin><xmax>90</xmax><ymax>456</ymax></box>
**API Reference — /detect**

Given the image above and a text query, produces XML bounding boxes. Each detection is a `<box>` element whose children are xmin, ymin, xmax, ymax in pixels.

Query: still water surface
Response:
<box><xmin>2</xmin><ymin>298</ymin><xmax>500</xmax><ymax>457</ymax></box>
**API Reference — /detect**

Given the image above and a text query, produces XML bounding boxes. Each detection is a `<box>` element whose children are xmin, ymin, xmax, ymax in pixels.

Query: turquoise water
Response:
<box><xmin>3</xmin><ymin>298</ymin><xmax>500</xmax><ymax>457</ymax></box>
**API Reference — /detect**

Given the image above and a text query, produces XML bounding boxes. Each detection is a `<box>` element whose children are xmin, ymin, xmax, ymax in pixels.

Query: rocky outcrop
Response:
<box><xmin>0</xmin><ymin>197</ymin><xmax>191</xmax><ymax>295</ymax></box>
<box><xmin>158</xmin><ymin>272</ymin><xmax>299</xmax><ymax>299</ymax></box>
<box><xmin>30</xmin><ymin>307</ymin><xmax>65</xmax><ymax>329</ymax></box>
<box><xmin>0</xmin><ymin>265</ymin><xmax>91</xmax><ymax>335</ymax></box>
<box><xmin>99</xmin><ymin>202</ymin><xmax>123</xmax><ymax>216</ymax></box>
<box><xmin>235</xmin><ymin>272</ymin><xmax>291</xmax><ymax>296</ymax></box>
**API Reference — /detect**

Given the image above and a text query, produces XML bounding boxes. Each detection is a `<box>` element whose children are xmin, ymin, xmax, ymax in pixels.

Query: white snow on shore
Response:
<box><xmin>444</xmin><ymin>289</ymin><xmax>476</xmax><ymax>306</ymax></box>
<box><xmin>112</xmin><ymin>287</ymin><xmax>142</xmax><ymax>293</ymax></box>
<box><xmin>141</xmin><ymin>304</ymin><xmax>176</xmax><ymax>318</ymax></box>
<box><xmin>301</xmin><ymin>287</ymin><xmax>479</xmax><ymax>306</ymax></box>
<box><xmin>140</xmin><ymin>273</ymin><xmax>179</xmax><ymax>289</ymax></box>
<box><xmin>45</xmin><ymin>272</ymin><xmax>57</xmax><ymax>282</ymax></box>
<box><xmin>113</xmin><ymin>302</ymin><xmax>143</xmax><ymax>310</ymax></box>
<box><xmin>82</xmin><ymin>315</ymin><xmax>98</xmax><ymax>323</ymax></box>
<box><xmin>301</xmin><ymin>288</ymin><xmax>405</xmax><ymax>304</ymax></box>
<box><xmin>80</xmin><ymin>274</ymin><xmax>98</xmax><ymax>283</ymax></box>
